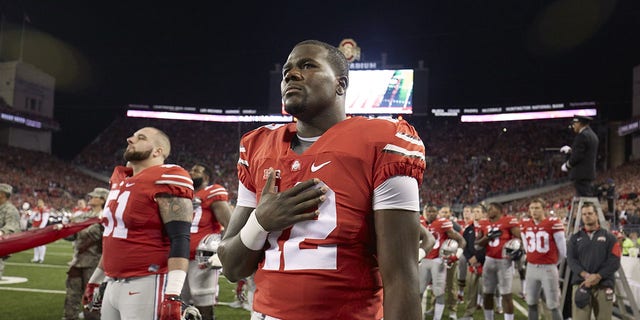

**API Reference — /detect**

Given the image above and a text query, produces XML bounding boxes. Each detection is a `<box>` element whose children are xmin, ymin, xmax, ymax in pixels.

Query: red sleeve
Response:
<box><xmin>237</xmin><ymin>130</ymin><xmax>258</xmax><ymax>194</ymax></box>
<box><xmin>612</xmin><ymin>241</ymin><xmax>622</xmax><ymax>257</ymax></box>
<box><xmin>152</xmin><ymin>165</ymin><xmax>194</xmax><ymax>199</ymax></box>
<box><xmin>201</xmin><ymin>184</ymin><xmax>229</xmax><ymax>207</ymax></box>
<box><xmin>372</xmin><ymin>119</ymin><xmax>426</xmax><ymax>188</ymax></box>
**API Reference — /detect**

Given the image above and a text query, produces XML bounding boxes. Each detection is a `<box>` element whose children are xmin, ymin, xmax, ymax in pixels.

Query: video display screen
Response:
<box><xmin>345</xmin><ymin>69</ymin><xmax>414</xmax><ymax>114</ymax></box>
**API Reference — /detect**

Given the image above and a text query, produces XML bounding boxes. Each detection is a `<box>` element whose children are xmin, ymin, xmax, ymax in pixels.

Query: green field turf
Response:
<box><xmin>1</xmin><ymin>240</ymin><xmax>529</xmax><ymax>319</ymax></box>
<box><xmin>0</xmin><ymin>240</ymin><xmax>250</xmax><ymax>320</ymax></box>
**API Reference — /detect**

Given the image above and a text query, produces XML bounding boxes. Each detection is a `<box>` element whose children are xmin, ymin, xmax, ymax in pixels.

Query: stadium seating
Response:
<box><xmin>3</xmin><ymin>116</ymin><xmax>637</xmax><ymax>233</ymax></box>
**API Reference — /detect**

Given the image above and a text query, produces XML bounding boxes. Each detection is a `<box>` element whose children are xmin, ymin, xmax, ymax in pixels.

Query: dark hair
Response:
<box><xmin>581</xmin><ymin>202</ymin><xmax>597</xmax><ymax>212</ymax></box>
<box><xmin>488</xmin><ymin>202</ymin><xmax>503</xmax><ymax>212</ymax></box>
<box><xmin>194</xmin><ymin>163</ymin><xmax>213</xmax><ymax>179</ymax></box>
<box><xmin>295</xmin><ymin>40</ymin><xmax>349</xmax><ymax>80</ymax></box>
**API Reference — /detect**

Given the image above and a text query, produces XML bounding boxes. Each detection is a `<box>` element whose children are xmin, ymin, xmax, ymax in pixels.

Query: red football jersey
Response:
<box><xmin>520</xmin><ymin>216</ymin><xmax>565</xmax><ymax>264</ymax></box>
<box><xmin>420</xmin><ymin>215</ymin><xmax>428</xmax><ymax>228</ymax></box>
<box><xmin>189</xmin><ymin>184</ymin><xmax>229</xmax><ymax>259</ymax></box>
<box><xmin>237</xmin><ymin>117</ymin><xmax>425</xmax><ymax>319</ymax></box>
<box><xmin>101</xmin><ymin>165</ymin><xmax>193</xmax><ymax>278</ymax></box>
<box><xmin>477</xmin><ymin>215</ymin><xmax>519</xmax><ymax>259</ymax></box>
<box><xmin>425</xmin><ymin>217</ymin><xmax>454</xmax><ymax>259</ymax></box>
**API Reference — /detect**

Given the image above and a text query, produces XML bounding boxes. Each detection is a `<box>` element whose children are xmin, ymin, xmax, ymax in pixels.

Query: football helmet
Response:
<box><xmin>502</xmin><ymin>238</ymin><xmax>524</xmax><ymax>261</ymax></box>
<box><xmin>182</xmin><ymin>305</ymin><xmax>202</xmax><ymax>320</ymax></box>
<box><xmin>195</xmin><ymin>233</ymin><xmax>222</xmax><ymax>267</ymax></box>
<box><xmin>439</xmin><ymin>239</ymin><xmax>460</xmax><ymax>259</ymax></box>
<box><xmin>439</xmin><ymin>239</ymin><xmax>463</xmax><ymax>268</ymax></box>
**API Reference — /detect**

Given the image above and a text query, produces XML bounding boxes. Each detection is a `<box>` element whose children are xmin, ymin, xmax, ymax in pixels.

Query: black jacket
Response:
<box><xmin>462</xmin><ymin>223</ymin><xmax>485</xmax><ymax>264</ymax></box>
<box><xmin>568</xmin><ymin>126</ymin><xmax>599</xmax><ymax>181</ymax></box>
<box><xmin>567</xmin><ymin>228</ymin><xmax>620</xmax><ymax>288</ymax></box>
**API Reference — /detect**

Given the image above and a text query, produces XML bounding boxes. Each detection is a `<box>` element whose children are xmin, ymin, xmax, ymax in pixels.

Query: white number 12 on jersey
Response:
<box><xmin>262</xmin><ymin>182</ymin><xmax>338</xmax><ymax>271</ymax></box>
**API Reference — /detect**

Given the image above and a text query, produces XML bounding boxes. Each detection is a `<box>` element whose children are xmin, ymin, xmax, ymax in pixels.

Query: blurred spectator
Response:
<box><xmin>62</xmin><ymin>187</ymin><xmax>106</xmax><ymax>320</ymax></box>
<box><xmin>620</xmin><ymin>231</ymin><xmax>636</xmax><ymax>256</ymax></box>
<box><xmin>0</xmin><ymin>183</ymin><xmax>20</xmax><ymax>280</ymax></box>
<box><xmin>0</xmin><ymin>144</ymin><xmax>107</xmax><ymax>211</ymax></box>
<box><xmin>30</xmin><ymin>199</ymin><xmax>51</xmax><ymax>263</ymax></box>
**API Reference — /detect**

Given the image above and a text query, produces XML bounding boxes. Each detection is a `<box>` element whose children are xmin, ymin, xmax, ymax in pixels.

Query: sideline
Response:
<box><xmin>5</xmin><ymin>262</ymin><xmax>69</xmax><ymax>269</ymax></box>
<box><xmin>513</xmin><ymin>298</ymin><xmax>528</xmax><ymax>316</ymax></box>
<box><xmin>0</xmin><ymin>286</ymin><xmax>65</xmax><ymax>294</ymax></box>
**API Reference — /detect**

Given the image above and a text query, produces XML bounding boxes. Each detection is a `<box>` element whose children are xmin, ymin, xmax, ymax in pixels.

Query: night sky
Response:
<box><xmin>1</xmin><ymin>1</ymin><xmax>639</xmax><ymax>158</ymax></box>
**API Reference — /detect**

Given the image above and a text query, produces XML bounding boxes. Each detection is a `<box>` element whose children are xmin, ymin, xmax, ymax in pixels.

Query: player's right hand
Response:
<box><xmin>82</xmin><ymin>283</ymin><xmax>100</xmax><ymax>307</ymax></box>
<box><xmin>84</xmin><ymin>282</ymin><xmax>106</xmax><ymax>312</ymax></box>
<box><xmin>418</xmin><ymin>248</ymin><xmax>427</xmax><ymax>262</ymax></box>
<box><xmin>256</xmin><ymin>168</ymin><xmax>327</xmax><ymax>231</ymax></box>
<box><xmin>160</xmin><ymin>295</ymin><xmax>183</xmax><ymax>320</ymax></box>
<box><xmin>560</xmin><ymin>145</ymin><xmax>572</xmax><ymax>154</ymax></box>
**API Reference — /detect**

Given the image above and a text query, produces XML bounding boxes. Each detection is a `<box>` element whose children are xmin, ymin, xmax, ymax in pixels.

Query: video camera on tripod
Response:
<box><xmin>595</xmin><ymin>178</ymin><xmax>615</xmax><ymax>214</ymax></box>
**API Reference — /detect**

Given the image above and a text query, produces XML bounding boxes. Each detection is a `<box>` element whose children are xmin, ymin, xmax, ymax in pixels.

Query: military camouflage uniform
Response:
<box><xmin>63</xmin><ymin>211</ymin><xmax>103</xmax><ymax>320</ymax></box>
<box><xmin>0</xmin><ymin>196</ymin><xmax>21</xmax><ymax>280</ymax></box>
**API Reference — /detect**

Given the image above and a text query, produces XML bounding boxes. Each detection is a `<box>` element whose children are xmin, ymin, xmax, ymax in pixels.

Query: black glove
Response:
<box><xmin>486</xmin><ymin>229</ymin><xmax>503</xmax><ymax>240</ymax></box>
<box><xmin>508</xmin><ymin>249</ymin><xmax>525</xmax><ymax>261</ymax></box>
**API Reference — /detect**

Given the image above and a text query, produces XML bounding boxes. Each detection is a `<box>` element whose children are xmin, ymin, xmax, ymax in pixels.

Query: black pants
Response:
<box><xmin>574</xmin><ymin>180</ymin><xmax>595</xmax><ymax>197</ymax></box>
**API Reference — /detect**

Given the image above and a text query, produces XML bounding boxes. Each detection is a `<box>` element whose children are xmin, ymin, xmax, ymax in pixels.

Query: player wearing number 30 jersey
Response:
<box><xmin>520</xmin><ymin>198</ymin><xmax>566</xmax><ymax>320</ymax></box>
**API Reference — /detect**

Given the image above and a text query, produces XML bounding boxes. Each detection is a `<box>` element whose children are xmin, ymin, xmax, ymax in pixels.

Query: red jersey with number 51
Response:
<box><xmin>237</xmin><ymin>117</ymin><xmax>426</xmax><ymax>320</ymax></box>
<box><xmin>520</xmin><ymin>217</ymin><xmax>564</xmax><ymax>264</ymax></box>
<box><xmin>101</xmin><ymin>165</ymin><xmax>193</xmax><ymax>278</ymax></box>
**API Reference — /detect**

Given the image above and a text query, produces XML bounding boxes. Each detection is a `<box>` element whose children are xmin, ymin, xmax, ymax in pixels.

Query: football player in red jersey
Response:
<box><xmin>520</xmin><ymin>198</ymin><xmax>566</xmax><ymax>320</ymax></box>
<box><xmin>84</xmin><ymin>127</ymin><xmax>194</xmax><ymax>320</ymax></box>
<box><xmin>475</xmin><ymin>202</ymin><xmax>522</xmax><ymax>320</ymax></box>
<box><xmin>182</xmin><ymin>164</ymin><xmax>232</xmax><ymax>320</ymax></box>
<box><xmin>218</xmin><ymin>40</ymin><xmax>426</xmax><ymax>320</ymax></box>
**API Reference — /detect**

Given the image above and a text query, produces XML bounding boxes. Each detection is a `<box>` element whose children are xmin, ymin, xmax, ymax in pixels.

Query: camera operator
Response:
<box><xmin>595</xmin><ymin>179</ymin><xmax>616</xmax><ymax>220</ymax></box>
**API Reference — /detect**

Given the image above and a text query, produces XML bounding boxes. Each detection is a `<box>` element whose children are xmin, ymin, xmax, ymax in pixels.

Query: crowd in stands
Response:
<box><xmin>71</xmin><ymin>117</ymin><xmax>261</xmax><ymax>203</ymax></box>
<box><xmin>3</xmin><ymin>115</ymin><xmax>637</xmax><ymax>234</ymax></box>
<box><xmin>416</xmin><ymin>119</ymin><xmax>575</xmax><ymax>206</ymax></box>
<box><xmin>0</xmin><ymin>144</ymin><xmax>106</xmax><ymax>211</ymax></box>
<box><xmin>71</xmin><ymin>116</ymin><xmax>579</xmax><ymax>208</ymax></box>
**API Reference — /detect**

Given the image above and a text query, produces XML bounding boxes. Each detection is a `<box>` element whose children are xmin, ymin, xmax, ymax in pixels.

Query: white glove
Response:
<box><xmin>207</xmin><ymin>253</ymin><xmax>223</xmax><ymax>269</ymax></box>
<box><xmin>418</xmin><ymin>248</ymin><xmax>427</xmax><ymax>262</ymax></box>
<box><xmin>561</xmin><ymin>163</ymin><xmax>569</xmax><ymax>172</ymax></box>
<box><xmin>560</xmin><ymin>145</ymin><xmax>572</xmax><ymax>154</ymax></box>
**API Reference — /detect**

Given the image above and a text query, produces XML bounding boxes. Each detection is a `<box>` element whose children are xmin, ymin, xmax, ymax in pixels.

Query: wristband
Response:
<box><xmin>418</xmin><ymin>248</ymin><xmax>427</xmax><ymax>261</ymax></box>
<box><xmin>240</xmin><ymin>210</ymin><xmax>269</xmax><ymax>251</ymax></box>
<box><xmin>88</xmin><ymin>267</ymin><xmax>105</xmax><ymax>284</ymax></box>
<box><xmin>165</xmin><ymin>270</ymin><xmax>187</xmax><ymax>295</ymax></box>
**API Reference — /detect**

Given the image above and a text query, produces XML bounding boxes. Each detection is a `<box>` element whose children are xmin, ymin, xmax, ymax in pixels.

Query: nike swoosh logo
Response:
<box><xmin>128</xmin><ymin>291</ymin><xmax>140</xmax><ymax>295</ymax></box>
<box><xmin>125</xmin><ymin>183</ymin><xmax>135</xmax><ymax>187</ymax></box>
<box><xmin>310</xmin><ymin>161</ymin><xmax>331</xmax><ymax>172</ymax></box>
